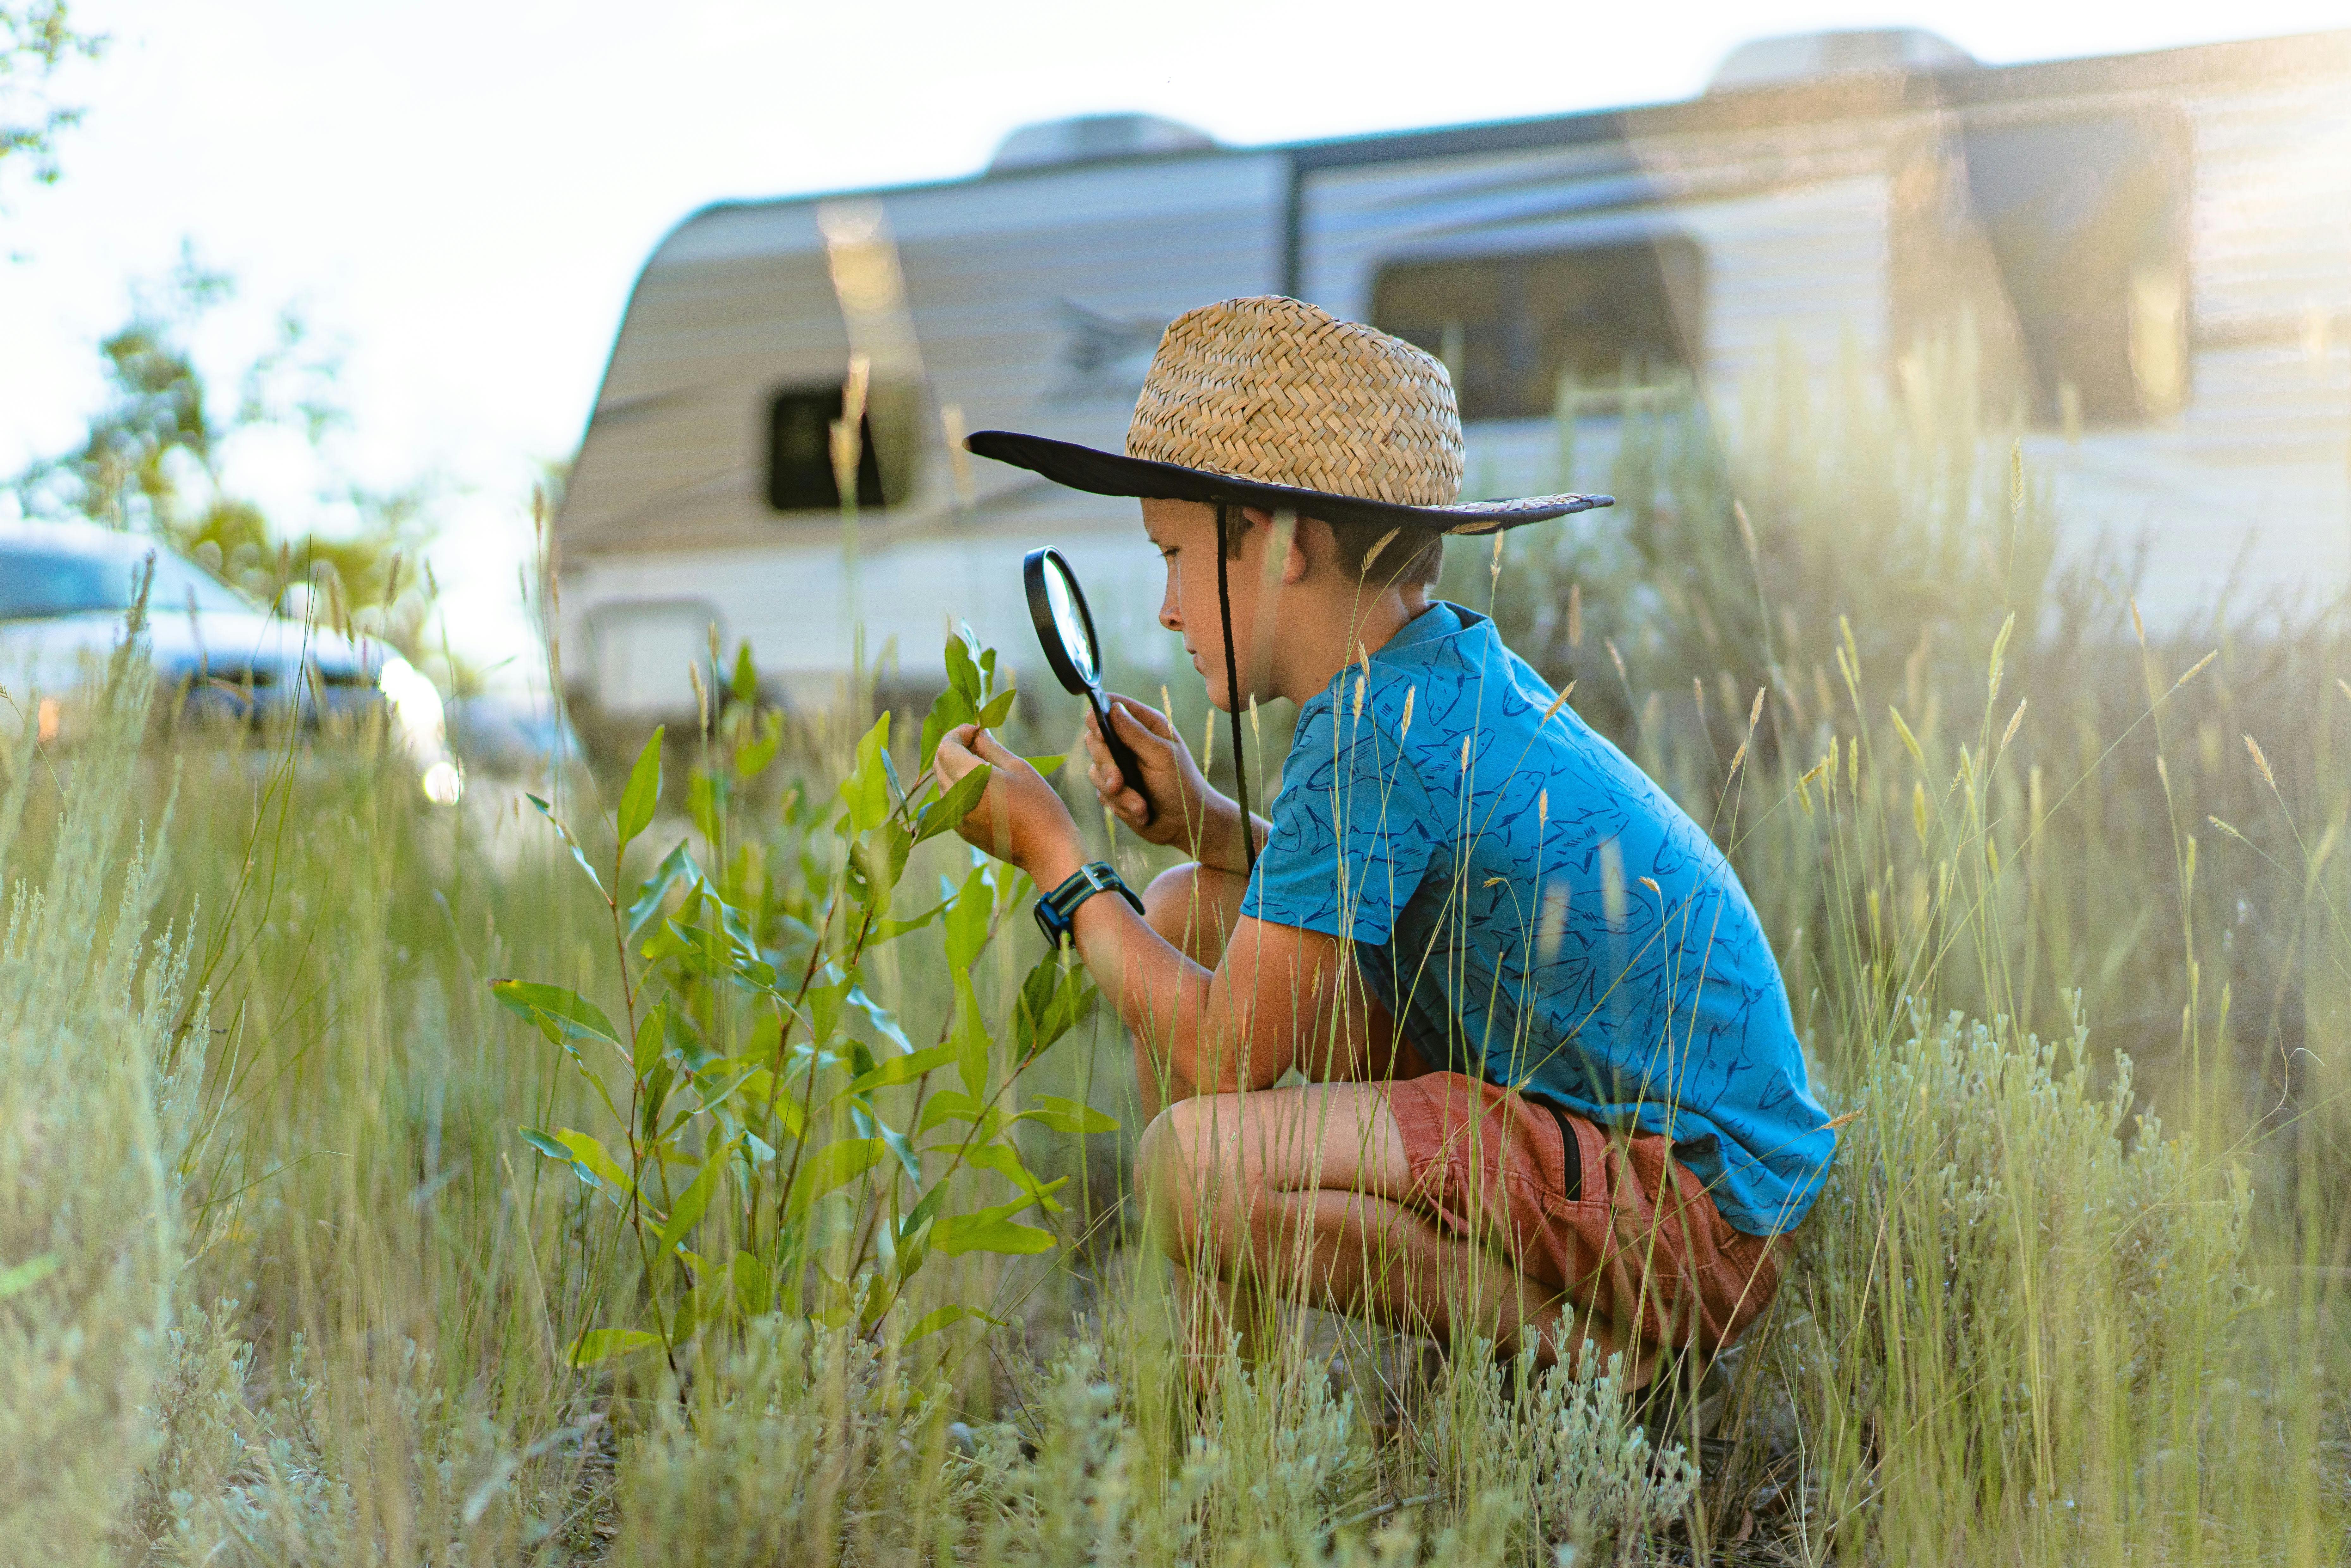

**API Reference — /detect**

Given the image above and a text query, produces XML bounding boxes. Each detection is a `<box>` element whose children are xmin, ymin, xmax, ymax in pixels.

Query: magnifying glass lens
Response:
<box><xmin>1042</xmin><ymin>560</ymin><xmax>1096</xmax><ymax>684</ymax></box>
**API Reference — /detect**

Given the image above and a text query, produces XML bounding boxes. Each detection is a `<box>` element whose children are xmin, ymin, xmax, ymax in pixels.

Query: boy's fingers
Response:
<box><xmin>971</xmin><ymin>729</ymin><xmax>1027</xmax><ymax>768</ymax></box>
<box><xmin>1110</xmin><ymin>702</ymin><xmax>1170</xmax><ymax>758</ymax></box>
<box><xmin>1111</xmin><ymin>696</ymin><xmax>1174</xmax><ymax>739</ymax></box>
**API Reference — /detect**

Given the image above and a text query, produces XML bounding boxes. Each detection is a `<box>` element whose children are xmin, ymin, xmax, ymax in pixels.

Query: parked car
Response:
<box><xmin>0</xmin><ymin>519</ymin><xmax>464</xmax><ymax>802</ymax></box>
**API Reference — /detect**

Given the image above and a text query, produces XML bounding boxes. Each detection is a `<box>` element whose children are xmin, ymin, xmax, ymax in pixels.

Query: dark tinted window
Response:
<box><xmin>767</xmin><ymin>385</ymin><xmax>897</xmax><ymax>511</ymax></box>
<box><xmin>0</xmin><ymin>546</ymin><xmax>248</xmax><ymax>620</ymax></box>
<box><xmin>0</xmin><ymin>551</ymin><xmax>112</xmax><ymax>618</ymax></box>
<box><xmin>1371</xmin><ymin>239</ymin><xmax>1706</xmax><ymax>419</ymax></box>
<box><xmin>1963</xmin><ymin>109</ymin><xmax>2192</xmax><ymax>423</ymax></box>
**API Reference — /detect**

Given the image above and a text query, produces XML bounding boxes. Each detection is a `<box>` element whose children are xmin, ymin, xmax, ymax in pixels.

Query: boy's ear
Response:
<box><xmin>1244</xmin><ymin>506</ymin><xmax>1312</xmax><ymax>586</ymax></box>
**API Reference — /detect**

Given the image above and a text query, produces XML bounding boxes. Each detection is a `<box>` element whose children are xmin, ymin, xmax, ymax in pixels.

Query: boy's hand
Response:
<box><xmin>934</xmin><ymin>724</ymin><xmax>1084</xmax><ymax>886</ymax></box>
<box><xmin>1084</xmin><ymin>696</ymin><xmax>1230</xmax><ymax>860</ymax></box>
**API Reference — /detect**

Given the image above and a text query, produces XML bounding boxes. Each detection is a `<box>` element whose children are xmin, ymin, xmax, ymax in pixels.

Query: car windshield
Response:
<box><xmin>0</xmin><ymin>544</ymin><xmax>250</xmax><ymax>620</ymax></box>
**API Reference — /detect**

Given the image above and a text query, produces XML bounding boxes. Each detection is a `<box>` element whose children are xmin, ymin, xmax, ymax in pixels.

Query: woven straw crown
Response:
<box><xmin>1124</xmin><ymin>297</ymin><xmax>1465</xmax><ymax>509</ymax></box>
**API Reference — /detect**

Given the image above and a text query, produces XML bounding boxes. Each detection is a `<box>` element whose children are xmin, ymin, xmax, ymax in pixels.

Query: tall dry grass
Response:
<box><xmin>0</xmin><ymin>334</ymin><xmax>2341</xmax><ymax>1564</ymax></box>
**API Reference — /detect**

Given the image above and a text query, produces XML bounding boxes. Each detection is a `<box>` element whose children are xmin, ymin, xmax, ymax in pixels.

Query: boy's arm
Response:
<box><xmin>1059</xmin><ymin>894</ymin><xmax>1349</xmax><ymax>1101</ymax></box>
<box><xmin>936</xmin><ymin>723</ymin><xmax>1360</xmax><ymax>1100</ymax></box>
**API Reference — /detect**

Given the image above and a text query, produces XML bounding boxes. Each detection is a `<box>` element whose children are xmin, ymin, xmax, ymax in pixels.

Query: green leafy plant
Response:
<box><xmin>493</xmin><ymin>628</ymin><xmax>1109</xmax><ymax>1369</ymax></box>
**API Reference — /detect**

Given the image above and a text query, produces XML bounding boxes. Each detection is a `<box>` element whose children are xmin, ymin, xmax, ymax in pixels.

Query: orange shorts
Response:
<box><xmin>1382</xmin><ymin>1070</ymin><xmax>1782</xmax><ymax>1355</ymax></box>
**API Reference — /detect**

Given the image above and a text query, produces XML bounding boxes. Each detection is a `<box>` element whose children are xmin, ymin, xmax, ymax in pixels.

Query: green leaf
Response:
<box><xmin>914</xmin><ymin>761</ymin><xmax>991</xmax><ymax>845</ymax></box>
<box><xmin>489</xmin><ymin>979</ymin><xmax>619</xmax><ymax>1047</ymax></box>
<box><xmin>904</xmin><ymin>1303</ymin><xmax>1001</xmax><ymax>1344</ymax></box>
<box><xmin>1013</xmin><ymin>950</ymin><xmax>1097</xmax><ymax>1062</ymax></box>
<box><xmin>847</xmin><ymin>984</ymin><xmax>913</xmax><ymax>1054</ymax></box>
<box><xmin>733</xmin><ymin>1249</ymin><xmax>770</xmax><ymax>1317</ymax></box>
<box><xmin>617</xmin><ymin>726</ymin><xmax>665</xmax><ymax>849</ymax></box>
<box><xmin>975</xmin><ymin>687</ymin><xmax>1016</xmax><ymax>730</ymax></box>
<box><xmin>567</xmin><ymin>1328</ymin><xmax>662</xmax><ymax>1367</ymax></box>
<box><xmin>849</xmin><ymin>820</ymin><xmax>915</xmax><ymax>909</ymax></box>
<box><xmin>0</xmin><ymin>1253</ymin><xmax>60</xmax><ymax>1302</ymax></box>
<box><xmin>1025</xmin><ymin>753</ymin><xmax>1067</xmax><ymax>775</ymax></box>
<box><xmin>655</xmin><ymin>1145</ymin><xmax>728</xmax><ymax>1255</ymax></box>
<box><xmin>918</xmin><ymin>683</ymin><xmax>978</xmax><ymax>774</ymax></box>
<box><xmin>1016</xmin><ymin>1094</ymin><xmax>1119</xmax><ymax>1135</ymax></box>
<box><xmin>730</xmin><ymin>640</ymin><xmax>759</xmax><ymax>702</ymax></box>
<box><xmin>943</xmin><ymin>633</ymin><xmax>982</xmax><ymax>702</ymax></box>
<box><xmin>632</xmin><ymin>998</ymin><xmax>669</xmax><ymax>1079</ymax></box>
<box><xmin>663</xmin><ymin>917</ymin><xmax>779</xmax><ymax>994</ymax></box>
<box><xmin>934</xmin><ymin>1212</ymin><xmax>1057</xmax><ymax>1257</ymax></box>
<box><xmin>519</xmin><ymin>1126</ymin><xmax>618</xmax><ymax>1200</ymax></box>
<box><xmin>519</xmin><ymin>1127</ymin><xmax>571</xmax><ymax>1163</ymax></box>
<box><xmin>737</xmin><ymin>709</ymin><xmax>783</xmax><ymax>779</ymax></box>
<box><xmin>914</xmin><ymin>1088</ymin><xmax>991</xmax><ymax>1136</ymax></box>
<box><xmin>950</xmin><ymin>976</ymin><xmax>990</xmax><ymax>1099</ymax></box>
<box><xmin>966</xmin><ymin>1141</ymin><xmax>1068</xmax><ymax>1210</ymax></box>
<box><xmin>838</xmin><ymin>713</ymin><xmax>894</xmax><ymax>835</ymax></box>
<box><xmin>525</xmin><ymin>793</ymin><xmax>608</xmax><ymax>899</ymax></box>
<box><xmin>941</xmin><ymin>864</ymin><xmax>991</xmax><ymax>970</ymax></box>
<box><xmin>870</xmin><ymin>1115</ymin><xmax>922</xmax><ymax>1183</ymax></box>
<box><xmin>686</xmin><ymin>769</ymin><xmax>725</xmax><ymax>843</ymax></box>
<box><xmin>846</xmin><ymin>1040</ymin><xmax>958</xmax><ymax>1096</ymax></box>
<box><xmin>786</xmin><ymin>1138</ymin><xmax>888</xmax><ymax>1219</ymax></box>
<box><xmin>866</xmin><ymin>897</ymin><xmax>948</xmax><ymax>945</ymax></box>
<box><xmin>899</xmin><ymin>1180</ymin><xmax>953</xmax><ymax>1243</ymax></box>
<box><xmin>552</xmin><ymin>1128</ymin><xmax>635</xmax><ymax>1197</ymax></box>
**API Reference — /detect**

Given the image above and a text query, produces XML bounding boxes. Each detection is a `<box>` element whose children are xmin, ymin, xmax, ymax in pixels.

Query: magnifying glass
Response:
<box><xmin>1023</xmin><ymin>547</ymin><xmax>1154</xmax><ymax>826</ymax></box>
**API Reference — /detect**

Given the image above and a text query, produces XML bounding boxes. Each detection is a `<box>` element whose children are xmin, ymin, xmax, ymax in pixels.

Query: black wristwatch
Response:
<box><xmin>1033</xmin><ymin>861</ymin><xmax>1144</xmax><ymax>948</ymax></box>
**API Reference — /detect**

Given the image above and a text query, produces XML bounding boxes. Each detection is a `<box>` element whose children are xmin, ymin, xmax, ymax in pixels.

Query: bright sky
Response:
<box><xmin>3</xmin><ymin>0</ymin><xmax>2343</xmax><ymax>675</ymax></box>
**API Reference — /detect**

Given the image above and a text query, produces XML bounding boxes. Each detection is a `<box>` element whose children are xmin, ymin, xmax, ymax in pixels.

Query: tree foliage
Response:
<box><xmin>11</xmin><ymin>252</ymin><xmax>441</xmax><ymax>655</ymax></box>
<box><xmin>0</xmin><ymin>1</ymin><xmax>99</xmax><ymax>196</ymax></box>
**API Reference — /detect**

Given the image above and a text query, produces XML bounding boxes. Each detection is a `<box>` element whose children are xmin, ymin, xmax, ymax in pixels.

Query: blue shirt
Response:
<box><xmin>1240</xmin><ymin>602</ymin><xmax>1835</xmax><ymax>1235</ymax></box>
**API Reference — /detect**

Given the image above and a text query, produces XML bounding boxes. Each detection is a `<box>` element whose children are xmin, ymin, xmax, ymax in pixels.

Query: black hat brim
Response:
<box><xmin>965</xmin><ymin>430</ymin><xmax>1610</xmax><ymax>535</ymax></box>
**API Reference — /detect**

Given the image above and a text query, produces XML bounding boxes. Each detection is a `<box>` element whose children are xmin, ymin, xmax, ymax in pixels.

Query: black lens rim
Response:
<box><xmin>1022</xmin><ymin>547</ymin><xmax>1103</xmax><ymax>696</ymax></box>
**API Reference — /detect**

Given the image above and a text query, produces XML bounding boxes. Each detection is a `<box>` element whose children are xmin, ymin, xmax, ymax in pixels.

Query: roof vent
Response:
<box><xmin>1707</xmin><ymin>28</ymin><xmax>1975</xmax><ymax>93</ymax></box>
<box><xmin>987</xmin><ymin>113</ymin><xmax>1216</xmax><ymax>174</ymax></box>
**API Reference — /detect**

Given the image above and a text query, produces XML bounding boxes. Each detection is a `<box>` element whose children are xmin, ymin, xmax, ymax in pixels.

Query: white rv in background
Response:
<box><xmin>556</xmin><ymin>27</ymin><xmax>2351</xmax><ymax>717</ymax></box>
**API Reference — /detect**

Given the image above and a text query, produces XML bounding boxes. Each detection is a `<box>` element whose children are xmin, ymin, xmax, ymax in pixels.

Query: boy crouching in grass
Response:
<box><xmin>935</xmin><ymin>296</ymin><xmax>1836</xmax><ymax>1389</ymax></box>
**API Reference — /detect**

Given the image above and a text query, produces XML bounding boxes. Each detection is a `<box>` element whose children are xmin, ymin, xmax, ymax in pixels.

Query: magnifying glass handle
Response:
<box><xmin>1091</xmin><ymin>690</ymin><xmax>1157</xmax><ymax>828</ymax></box>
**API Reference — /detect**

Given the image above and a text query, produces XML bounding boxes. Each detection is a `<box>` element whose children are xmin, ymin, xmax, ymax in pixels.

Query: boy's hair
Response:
<box><xmin>1335</xmin><ymin>524</ymin><xmax>1446</xmax><ymax>589</ymax></box>
<box><xmin>1224</xmin><ymin>513</ymin><xmax>1446</xmax><ymax>589</ymax></box>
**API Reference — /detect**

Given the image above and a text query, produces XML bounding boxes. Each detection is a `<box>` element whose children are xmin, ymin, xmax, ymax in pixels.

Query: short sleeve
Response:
<box><xmin>1241</xmin><ymin>695</ymin><xmax>1439</xmax><ymax>946</ymax></box>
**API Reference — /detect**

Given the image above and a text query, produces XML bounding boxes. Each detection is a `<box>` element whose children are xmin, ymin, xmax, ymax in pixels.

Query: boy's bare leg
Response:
<box><xmin>1134</xmin><ymin>863</ymin><xmax>1557</xmax><ymax>1383</ymax></box>
<box><xmin>1134</xmin><ymin>860</ymin><xmax>1246</xmax><ymax>1114</ymax></box>
<box><xmin>1138</xmin><ymin>1081</ymin><xmax>1652</xmax><ymax>1386</ymax></box>
<box><xmin>1135</xmin><ymin>860</ymin><xmax>1256</xmax><ymax>1379</ymax></box>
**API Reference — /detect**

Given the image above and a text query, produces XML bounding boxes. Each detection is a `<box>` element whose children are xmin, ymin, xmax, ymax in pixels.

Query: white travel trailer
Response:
<box><xmin>557</xmin><ymin>27</ymin><xmax>2351</xmax><ymax>716</ymax></box>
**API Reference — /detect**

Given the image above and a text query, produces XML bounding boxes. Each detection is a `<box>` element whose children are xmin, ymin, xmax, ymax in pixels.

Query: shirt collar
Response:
<box><xmin>1371</xmin><ymin>601</ymin><xmax>1481</xmax><ymax>665</ymax></box>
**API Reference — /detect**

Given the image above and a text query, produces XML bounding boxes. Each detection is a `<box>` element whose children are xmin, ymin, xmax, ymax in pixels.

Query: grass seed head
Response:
<box><xmin>2244</xmin><ymin>733</ymin><xmax>2275</xmax><ymax>789</ymax></box>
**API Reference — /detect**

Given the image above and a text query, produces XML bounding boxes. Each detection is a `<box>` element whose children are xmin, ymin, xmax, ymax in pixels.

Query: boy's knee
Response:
<box><xmin>1134</xmin><ymin>1097</ymin><xmax>1226</xmax><ymax>1252</ymax></box>
<box><xmin>1142</xmin><ymin>861</ymin><xmax>1202</xmax><ymax>924</ymax></box>
<box><xmin>1143</xmin><ymin>862</ymin><xmax>1230</xmax><ymax>967</ymax></box>
<box><xmin>1133</xmin><ymin>1097</ymin><xmax>1198</xmax><ymax>1203</ymax></box>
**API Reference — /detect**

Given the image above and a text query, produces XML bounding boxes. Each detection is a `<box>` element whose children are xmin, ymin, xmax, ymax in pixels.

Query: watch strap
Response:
<box><xmin>1032</xmin><ymin>861</ymin><xmax>1144</xmax><ymax>946</ymax></box>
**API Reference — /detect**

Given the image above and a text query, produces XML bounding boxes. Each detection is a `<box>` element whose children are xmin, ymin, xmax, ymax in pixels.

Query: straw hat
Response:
<box><xmin>966</xmin><ymin>295</ymin><xmax>1611</xmax><ymax>534</ymax></box>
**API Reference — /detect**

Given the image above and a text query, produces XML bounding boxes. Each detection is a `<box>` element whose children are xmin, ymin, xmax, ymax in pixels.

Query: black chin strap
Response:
<box><xmin>1214</xmin><ymin>500</ymin><xmax>1257</xmax><ymax>877</ymax></box>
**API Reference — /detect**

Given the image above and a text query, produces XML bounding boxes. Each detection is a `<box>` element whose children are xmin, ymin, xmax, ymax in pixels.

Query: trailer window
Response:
<box><xmin>1371</xmin><ymin>239</ymin><xmax>1704</xmax><ymax>419</ymax></box>
<box><xmin>1962</xmin><ymin>109</ymin><xmax>2191</xmax><ymax>424</ymax></box>
<box><xmin>766</xmin><ymin>383</ymin><xmax>907</xmax><ymax>512</ymax></box>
